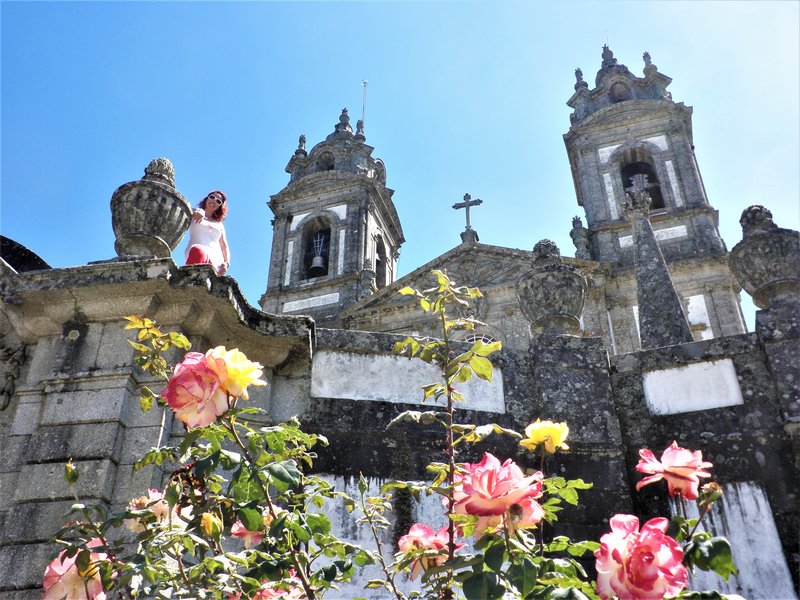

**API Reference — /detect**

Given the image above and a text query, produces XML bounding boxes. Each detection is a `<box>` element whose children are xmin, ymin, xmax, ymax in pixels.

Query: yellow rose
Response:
<box><xmin>520</xmin><ymin>419</ymin><xmax>569</xmax><ymax>454</ymax></box>
<box><xmin>201</xmin><ymin>512</ymin><xmax>222</xmax><ymax>538</ymax></box>
<box><xmin>206</xmin><ymin>346</ymin><xmax>267</xmax><ymax>400</ymax></box>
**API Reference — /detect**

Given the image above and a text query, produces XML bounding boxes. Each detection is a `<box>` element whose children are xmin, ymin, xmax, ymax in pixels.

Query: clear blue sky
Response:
<box><xmin>2</xmin><ymin>1</ymin><xmax>798</xmax><ymax>329</ymax></box>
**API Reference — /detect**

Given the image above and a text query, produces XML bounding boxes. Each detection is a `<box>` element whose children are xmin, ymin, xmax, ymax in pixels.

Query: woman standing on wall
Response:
<box><xmin>184</xmin><ymin>190</ymin><xmax>230</xmax><ymax>276</ymax></box>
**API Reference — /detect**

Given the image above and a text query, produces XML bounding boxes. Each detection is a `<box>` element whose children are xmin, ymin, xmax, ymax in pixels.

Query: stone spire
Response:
<box><xmin>294</xmin><ymin>134</ymin><xmax>307</xmax><ymax>157</ymax></box>
<box><xmin>623</xmin><ymin>174</ymin><xmax>694</xmax><ymax>349</ymax></box>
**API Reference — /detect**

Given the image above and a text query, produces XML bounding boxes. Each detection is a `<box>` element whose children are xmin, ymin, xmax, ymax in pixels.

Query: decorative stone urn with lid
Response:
<box><xmin>516</xmin><ymin>239</ymin><xmax>586</xmax><ymax>335</ymax></box>
<box><xmin>730</xmin><ymin>205</ymin><xmax>800</xmax><ymax>310</ymax></box>
<box><xmin>110</xmin><ymin>158</ymin><xmax>192</xmax><ymax>258</ymax></box>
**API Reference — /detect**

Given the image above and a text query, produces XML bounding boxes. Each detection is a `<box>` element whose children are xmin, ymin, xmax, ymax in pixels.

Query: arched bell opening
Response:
<box><xmin>302</xmin><ymin>217</ymin><xmax>332</xmax><ymax>279</ymax></box>
<box><xmin>620</xmin><ymin>148</ymin><xmax>665</xmax><ymax>209</ymax></box>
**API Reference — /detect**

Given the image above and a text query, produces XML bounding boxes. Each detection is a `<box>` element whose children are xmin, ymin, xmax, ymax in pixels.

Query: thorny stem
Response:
<box><xmin>687</xmin><ymin>499</ymin><xmax>713</xmax><ymax>538</ymax></box>
<box><xmin>440</xmin><ymin>307</ymin><xmax>456</xmax><ymax>600</ymax></box>
<box><xmin>361</xmin><ymin>490</ymin><xmax>405</xmax><ymax>600</ymax></box>
<box><xmin>223</xmin><ymin>411</ymin><xmax>318</xmax><ymax>600</ymax></box>
<box><xmin>540</xmin><ymin>446</ymin><xmax>547</xmax><ymax>555</ymax></box>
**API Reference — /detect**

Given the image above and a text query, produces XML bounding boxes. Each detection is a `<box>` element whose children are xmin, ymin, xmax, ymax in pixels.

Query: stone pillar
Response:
<box><xmin>624</xmin><ymin>174</ymin><xmax>693</xmax><ymax>349</ymax></box>
<box><xmin>516</xmin><ymin>239</ymin><xmax>586</xmax><ymax>336</ymax></box>
<box><xmin>111</xmin><ymin>158</ymin><xmax>192</xmax><ymax>258</ymax></box>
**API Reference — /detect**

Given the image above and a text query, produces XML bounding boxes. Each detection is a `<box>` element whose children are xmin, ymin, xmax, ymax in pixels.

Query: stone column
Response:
<box><xmin>513</xmin><ymin>240</ymin><xmax>632</xmax><ymax>540</ymax></box>
<box><xmin>624</xmin><ymin>174</ymin><xmax>693</xmax><ymax>349</ymax></box>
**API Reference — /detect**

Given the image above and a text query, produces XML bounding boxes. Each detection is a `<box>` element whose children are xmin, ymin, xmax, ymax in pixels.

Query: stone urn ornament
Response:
<box><xmin>516</xmin><ymin>239</ymin><xmax>586</xmax><ymax>335</ymax></box>
<box><xmin>730</xmin><ymin>205</ymin><xmax>800</xmax><ymax>310</ymax></box>
<box><xmin>110</xmin><ymin>158</ymin><xmax>192</xmax><ymax>258</ymax></box>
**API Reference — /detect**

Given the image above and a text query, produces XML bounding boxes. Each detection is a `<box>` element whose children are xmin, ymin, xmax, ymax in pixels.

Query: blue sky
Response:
<box><xmin>2</xmin><ymin>1</ymin><xmax>798</xmax><ymax>329</ymax></box>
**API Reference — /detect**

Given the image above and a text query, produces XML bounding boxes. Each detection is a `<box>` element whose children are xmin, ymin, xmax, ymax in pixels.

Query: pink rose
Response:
<box><xmin>595</xmin><ymin>514</ymin><xmax>688</xmax><ymax>600</ymax></box>
<box><xmin>231</xmin><ymin>520</ymin><xmax>265</xmax><ymax>549</ymax></box>
<box><xmin>124</xmin><ymin>488</ymin><xmax>171</xmax><ymax>533</ymax></box>
<box><xmin>451</xmin><ymin>453</ymin><xmax>544</xmax><ymax>537</ymax></box>
<box><xmin>252</xmin><ymin>572</ymin><xmax>306</xmax><ymax>599</ymax></box>
<box><xmin>161</xmin><ymin>352</ymin><xmax>228</xmax><ymax>428</ymax></box>
<box><xmin>636</xmin><ymin>441</ymin><xmax>713</xmax><ymax>500</ymax></box>
<box><xmin>42</xmin><ymin>538</ymin><xmax>108</xmax><ymax>600</ymax></box>
<box><xmin>397</xmin><ymin>523</ymin><xmax>461</xmax><ymax>580</ymax></box>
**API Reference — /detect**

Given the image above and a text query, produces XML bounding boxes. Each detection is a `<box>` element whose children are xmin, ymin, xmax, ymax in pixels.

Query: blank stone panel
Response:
<box><xmin>642</xmin><ymin>358</ymin><xmax>743</xmax><ymax>415</ymax></box>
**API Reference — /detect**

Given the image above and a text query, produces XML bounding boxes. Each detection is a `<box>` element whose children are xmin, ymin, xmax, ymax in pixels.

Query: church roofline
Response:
<box><xmin>338</xmin><ymin>241</ymin><xmax>598</xmax><ymax>317</ymax></box>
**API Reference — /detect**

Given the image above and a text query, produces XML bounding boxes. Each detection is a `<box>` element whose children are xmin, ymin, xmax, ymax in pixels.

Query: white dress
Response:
<box><xmin>185</xmin><ymin>218</ymin><xmax>225</xmax><ymax>271</ymax></box>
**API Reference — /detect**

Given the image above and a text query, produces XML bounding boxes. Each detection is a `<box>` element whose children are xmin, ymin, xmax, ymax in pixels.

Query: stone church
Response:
<box><xmin>0</xmin><ymin>47</ymin><xmax>798</xmax><ymax>598</ymax></box>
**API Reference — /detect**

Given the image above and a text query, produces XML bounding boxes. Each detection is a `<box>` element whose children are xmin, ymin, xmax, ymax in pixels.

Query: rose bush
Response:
<box><xmin>43</xmin><ymin>283</ymin><xmax>737</xmax><ymax>600</ymax></box>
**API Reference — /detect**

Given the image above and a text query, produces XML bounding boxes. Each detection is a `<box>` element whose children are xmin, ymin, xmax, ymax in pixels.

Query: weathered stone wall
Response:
<box><xmin>1</xmin><ymin>255</ymin><xmax>797</xmax><ymax>596</ymax></box>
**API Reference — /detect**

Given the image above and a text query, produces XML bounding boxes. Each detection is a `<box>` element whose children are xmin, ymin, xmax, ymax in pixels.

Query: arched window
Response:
<box><xmin>316</xmin><ymin>151</ymin><xmax>334</xmax><ymax>172</ymax></box>
<box><xmin>302</xmin><ymin>217</ymin><xmax>332</xmax><ymax>279</ymax></box>
<box><xmin>609</xmin><ymin>82</ymin><xmax>632</xmax><ymax>103</ymax></box>
<box><xmin>620</xmin><ymin>148</ymin><xmax>665</xmax><ymax>209</ymax></box>
<box><xmin>375</xmin><ymin>236</ymin><xmax>387</xmax><ymax>289</ymax></box>
<box><xmin>463</xmin><ymin>333</ymin><xmax>497</xmax><ymax>345</ymax></box>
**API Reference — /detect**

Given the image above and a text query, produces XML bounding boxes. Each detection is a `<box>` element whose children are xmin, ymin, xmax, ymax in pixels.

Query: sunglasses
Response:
<box><xmin>207</xmin><ymin>195</ymin><xmax>224</xmax><ymax>206</ymax></box>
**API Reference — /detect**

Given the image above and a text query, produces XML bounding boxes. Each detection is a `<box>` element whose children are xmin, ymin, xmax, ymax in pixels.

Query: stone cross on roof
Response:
<box><xmin>452</xmin><ymin>193</ymin><xmax>483</xmax><ymax>231</ymax></box>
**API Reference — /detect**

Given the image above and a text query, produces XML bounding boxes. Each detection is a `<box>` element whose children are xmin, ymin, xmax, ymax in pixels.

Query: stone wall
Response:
<box><xmin>0</xmin><ymin>243</ymin><xmax>797</xmax><ymax>597</ymax></box>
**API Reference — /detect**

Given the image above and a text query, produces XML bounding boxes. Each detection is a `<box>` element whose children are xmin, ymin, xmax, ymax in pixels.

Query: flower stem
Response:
<box><xmin>223</xmin><ymin>414</ymin><xmax>318</xmax><ymax>600</ymax></box>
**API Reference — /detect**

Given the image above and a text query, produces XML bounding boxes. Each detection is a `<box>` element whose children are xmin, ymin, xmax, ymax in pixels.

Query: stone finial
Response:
<box><xmin>601</xmin><ymin>44</ymin><xmax>618</xmax><ymax>68</ymax></box>
<box><xmin>355</xmin><ymin>119</ymin><xmax>366</xmax><ymax>141</ymax></box>
<box><xmin>532</xmin><ymin>239</ymin><xmax>560</xmax><ymax>263</ymax></box>
<box><xmin>730</xmin><ymin>205</ymin><xmax>800</xmax><ymax>310</ymax></box>
<box><xmin>570</xmin><ymin>216</ymin><xmax>591</xmax><ymax>260</ymax></box>
<box><xmin>143</xmin><ymin>157</ymin><xmax>176</xmax><ymax>188</ymax></box>
<box><xmin>517</xmin><ymin>239</ymin><xmax>585</xmax><ymax>336</ymax></box>
<box><xmin>334</xmin><ymin>108</ymin><xmax>353</xmax><ymax>135</ymax></box>
<box><xmin>295</xmin><ymin>134</ymin><xmax>308</xmax><ymax>157</ymax></box>
<box><xmin>111</xmin><ymin>158</ymin><xmax>192</xmax><ymax>258</ymax></box>
<box><xmin>574</xmin><ymin>67</ymin><xmax>588</xmax><ymax>91</ymax></box>
<box><xmin>643</xmin><ymin>51</ymin><xmax>658</xmax><ymax>76</ymax></box>
<box><xmin>623</xmin><ymin>173</ymin><xmax>653</xmax><ymax>213</ymax></box>
<box><xmin>739</xmin><ymin>205</ymin><xmax>778</xmax><ymax>238</ymax></box>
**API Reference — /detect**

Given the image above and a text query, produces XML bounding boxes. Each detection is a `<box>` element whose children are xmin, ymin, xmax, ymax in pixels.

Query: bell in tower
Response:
<box><xmin>563</xmin><ymin>47</ymin><xmax>746</xmax><ymax>353</ymax></box>
<box><xmin>260</xmin><ymin>109</ymin><xmax>405</xmax><ymax>324</ymax></box>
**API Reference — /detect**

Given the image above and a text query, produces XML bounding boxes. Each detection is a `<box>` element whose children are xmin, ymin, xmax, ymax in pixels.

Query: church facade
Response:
<box><xmin>0</xmin><ymin>47</ymin><xmax>798</xmax><ymax>598</ymax></box>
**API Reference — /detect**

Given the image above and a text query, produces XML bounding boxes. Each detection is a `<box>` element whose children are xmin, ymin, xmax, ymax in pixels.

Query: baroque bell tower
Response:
<box><xmin>260</xmin><ymin>109</ymin><xmax>404</xmax><ymax>324</ymax></box>
<box><xmin>565</xmin><ymin>47</ymin><xmax>746</xmax><ymax>351</ymax></box>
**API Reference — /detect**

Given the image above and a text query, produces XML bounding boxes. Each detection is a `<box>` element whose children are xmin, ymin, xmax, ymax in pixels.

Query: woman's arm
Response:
<box><xmin>218</xmin><ymin>226</ymin><xmax>230</xmax><ymax>275</ymax></box>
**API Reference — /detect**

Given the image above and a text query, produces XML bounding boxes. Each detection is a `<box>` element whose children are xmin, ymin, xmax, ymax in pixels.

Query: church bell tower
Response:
<box><xmin>564</xmin><ymin>47</ymin><xmax>746</xmax><ymax>350</ymax></box>
<box><xmin>260</xmin><ymin>110</ymin><xmax>404</xmax><ymax>324</ymax></box>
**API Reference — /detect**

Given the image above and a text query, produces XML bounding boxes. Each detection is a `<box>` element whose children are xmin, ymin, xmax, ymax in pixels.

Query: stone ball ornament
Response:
<box><xmin>111</xmin><ymin>158</ymin><xmax>192</xmax><ymax>258</ymax></box>
<box><xmin>730</xmin><ymin>205</ymin><xmax>800</xmax><ymax>310</ymax></box>
<box><xmin>516</xmin><ymin>239</ymin><xmax>587</xmax><ymax>335</ymax></box>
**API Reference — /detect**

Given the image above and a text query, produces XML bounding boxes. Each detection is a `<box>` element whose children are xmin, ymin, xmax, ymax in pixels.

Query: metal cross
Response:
<box><xmin>452</xmin><ymin>193</ymin><xmax>483</xmax><ymax>231</ymax></box>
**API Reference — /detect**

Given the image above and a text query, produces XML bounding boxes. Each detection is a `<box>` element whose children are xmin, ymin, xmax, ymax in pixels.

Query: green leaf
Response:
<box><xmin>237</xmin><ymin>507</ymin><xmax>264</xmax><ymax>531</ymax></box>
<box><xmin>471</xmin><ymin>340</ymin><xmax>502</xmax><ymax>357</ymax></box>
<box><xmin>139</xmin><ymin>387</ymin><xmax>155</xmax><ymax>414</ymax></box>
<box><xmin>549</xmin><ymin>588</ymin><xmax>592</xmax><ymax>600</ymax></box>
<box><xmin>469</xmin><ymin>356</ymin><xmax>494</xmax><ymax>381</ymax></box>
<box><xmin>462</xmin><ymin>571</ymin><xmax>505</xmax><ymax>600</ymax></box>
<box><xmin>398</xmin><ymin>287</ymin><xmax>417</xmax><ymax>296</ymax></box>
<box><xmin>265</xmin><ymin>460</ymin><xmax>302</xmax><ymax>489</ymax></box>
<box><xmin>691</xmin><ymin>536</ymin><xmax>738</xmax><ymax>580</ymax></box>
<box><xmin>483</xmin><ymin>540</ymin><xmax>506</xmax><ymax>572</ymax></box>
<box><xmin>508</xmin><ymin>555</ymin><xmax>539</xmax><ymax>596</ymax></box>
